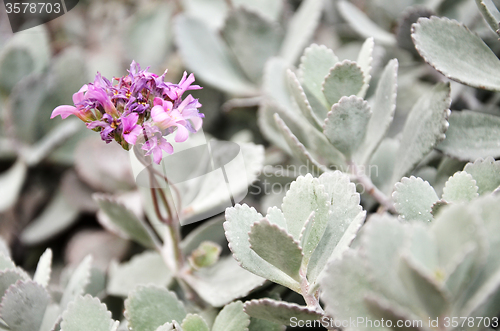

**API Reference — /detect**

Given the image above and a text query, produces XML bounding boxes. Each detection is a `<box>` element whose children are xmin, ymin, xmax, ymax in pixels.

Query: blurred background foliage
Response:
<box><xmin>1</xmin><ymin>0</ymin><xmax>500</xmax><ymax>328</ymax></box>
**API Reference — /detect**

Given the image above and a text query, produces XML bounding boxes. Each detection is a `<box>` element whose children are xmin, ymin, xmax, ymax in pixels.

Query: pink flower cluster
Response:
<box><xmin>51</xmin><ymin>61</ymin><xmax>204</xmax><ymax>164</ymax></box>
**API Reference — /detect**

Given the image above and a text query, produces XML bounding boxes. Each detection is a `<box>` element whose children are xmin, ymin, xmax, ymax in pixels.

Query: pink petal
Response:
<box><xmin>174</xmin><ymin>125</ymin><xmax>189</xmax><ymax>142</ymax></box>
<box><xmin>72</xmin><ymin>85</ymin><xmax>88</xmax><ymax>104</ymax></box>
<box><xmin>151</xmin><ymin>105</ymin><xmax>169</xmax><ymax>125</ymax></box>
<box><xmin>159</xmin><ymin>139</ymin><xmax>173</xmax><ymax>154</ymax></box>
<box><xmin>190</xmin><ymin>117</ymin><xmax>203</xmax><ymax>131</ymax></box>
<box><xmin>51</xmin><ymin>105</ymin><xmax>77</xmax><ymax>119</ymax></box>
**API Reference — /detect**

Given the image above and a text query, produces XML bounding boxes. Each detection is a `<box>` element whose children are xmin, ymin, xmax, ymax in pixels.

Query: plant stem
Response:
<box><xmin>348</xmin><ymin>160</ymin><xmax>396</xmax><ymax>213</ymax></box>
<box><xmin>299</xmin><ymin>269</ymin><xmax>324</xmax><ymax>313</ymax></box>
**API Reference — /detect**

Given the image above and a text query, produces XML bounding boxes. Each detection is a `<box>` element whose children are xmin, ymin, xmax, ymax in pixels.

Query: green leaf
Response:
<box><xmin>307</xmin><ymin>171</ymin><xmax>365</xmax><ymax>286</ymax></box>
<box><xmin>356</xmin><ymin>38</ymin><xmax>374</xmax><ymax>98</ymax></box>
<box><xmin>364</xmin><ymin>295</ymin><xmax>422</xmax><ymax>331</ymax></box>
<box><xmin>319</xmin><ymin>251</ymin><xmax>376</xmax><ymax>331</ymax></box>
<box><xmin>0</xmin><ymin>159</ymin><xmax>27</xmax><ymax>213</ymax></box>
<box><xmin>249</xmin><ymin>317</ymin><xmax>284</xmax><ymax>331</ymax></box>
<box><xmin>124</xmin><ymin>285</ymin><xmax>187</xmax><ymax>331</ymax></box>
<box><xmin>0</xmin><ymin>239</ymin><xmax>9</xmax><ymax>259</ymax></box>
<box><xmin>60</xmin><ymin>295</ymin><xmax>118</xmax><ymax>331</ymax></box>
<box><xmin>183</xmin><ymin>256</ymin><xmax>265</xmax><ymax>307</ymax></box>
<box><xmin>0</xmin><ymin>269</ymin><xmax>29</xmax><ymax>299</ymax></box>
<box><xmin>174</xmin><ymin>15</ymin><xmax>256</xmax><ymax>96</ymax></box>
<box><xmin>244</xmin><ymin>299</ymin><xmax>322</xmax><ymax>326</ymax></box>
<box><xmin>60</xmin><ymin>256</ymin><xmax>92</xmax><ymax>312</ymax></box>
<box><xmin>107</xmin><ymin>251</ymin><xmax>172</xmax><ymax>297</ymax></box>
<box><xmin>298</xmin><ymin>44</ymin><xmax>339</xmax><ymax>118</ymax></box>
<box><xmin>475</xmin><ymin>0</ymin><xmax>500</xmax><ymax>35</ymax></box>
<box><xmin>323</xmin><ymin>96</ymin><xmax>371</xmax><ymax>158</ymax></box>
<box><xmin>212</xmin><ymin>301</ymin><xmax>250</xmax><ymax>331</ymax></box>
<box><xmin>355</xmin><ymin>59</ymin><xmax>398</xmax><ymax>165</ymax></box>
<box><xmin>95</xmin><ymin>194</ymin><xmax>156</xmax><ymax>249</ymax></box>
<box><xmin>281</xmin><ymin>174</ymin><xmax>330</xmax><ymax>241</ymax></box>
<box><xmin>187</xmin><ymin>241</ymin><xmax>222</xmax><ymax>270</ymax></box>
<box><xmin>249</xmin><ymin>219</ymin><xmax>303</xmax><ymax>281</ymax></box>
<box><xmin>126</xmin><ymin>3</ymin><xmax>173</xmax><ymax>70</ymax></box>
<box><xmin>337</xmin><ymin>1</ymin><xmax>396</xmax><ymax>45</ymax></box>
<box><xmin>369</xmin><ymin>138</ymin><xmax>400</xmax><ymax>194</ymax></box>
<box><xmin>222</xmin><ymin>8</ymin><xmax>283</xmax><ymax>84</ymax></box>
<box><xmin>391</xmin><ymin>82</ymin><xmax>451</xmax><ymax>183</ymax></box>
<box><xmin>393</xmin><ymin>176</ymin><xmax>439</xmax><ymax>222</ymax></box>
<box><xmin>181</xmin><ymin>216</ymin><xmax>226</xmax><ymax>254</ymax></box>
<box><xmin>273</xmin><ymin>114</ymin><xmax>328</xmax><ymax>174</ymax></box>
<box><xmin>33</xmin><ymin>248</ymin><xmax>52</xmax><ymax>288</ymax></box>
<box><xmin>0</xmin><ymin>254</ymin><xmax>15</xmax><ymax>271</ymax></box>
<box><xmin>286</xmin><ymin>69</ymin><xmax>322</xmax><ymax>130</ymax></box>
<box><xmin>442</xmin><ymin>171</ymin><xmax>479</xmax><ymax>203</ymax></box>
<box><xmin>0</xmin><ymin>281</ymin><xmax>49</xmax><ymax>331</ymax></box>
<box><xmin>322</xmin><ymin>60</ymin><xmax>365</xmax><ymax>107</ymax></box>
<box><xmin>464</xmin><ymin>156</ymin><xmax>500</xmax><ymax>195</ymax></box>
<box><xmin>181</xmin><ymin>314</ymin><xmax>209</xmax><ymax>331</ymax></box>
<box><xmin>437</xmin><ymin>110</ymin><xmax>500</xmax><ymax>160</ymax></box>
<box><xmin>398</xmin><ymin>255</ymin><xmax>449</xmax><ymax>319</ymax></box>
<box><xmin>224</xmin><ymin>205</ymin><xmax>300</xmax><ymax>292</ymax></box>
<box><xmin>21</xmin><ymin>189</ymin><xmax>80</xmax><ymax>245</ymax></box>
<box><xmin>280</xmin><ymin>0</ymin><xmax>323</xmax><ymax>65</ymax></box>
<box><xmin>233</xmin><ymin>0</ymin><xmax>283</xmax><ymax>21</ymax></box>
<box><xmin>412</xmin><ymin>16</ymin><xmax>500</xmax><ymax>91</ymax></box>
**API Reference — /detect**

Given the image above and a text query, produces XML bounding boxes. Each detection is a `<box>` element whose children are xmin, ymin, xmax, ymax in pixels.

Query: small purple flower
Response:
<box><xmin>50</xmin><ymin>61</ymin><xmax>204</xmax><ymax>165</ymax></box>
<box><xmin>122</xmin><ymin>113</ymin><xmax>142</xmax><ymax>145</ymax></box>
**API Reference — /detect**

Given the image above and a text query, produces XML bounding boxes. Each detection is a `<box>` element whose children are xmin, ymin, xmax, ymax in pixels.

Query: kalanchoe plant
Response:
<box><xmin>50</xmin><ymin>61</ymin><xmax>204</xmax><ymax>164</ymax></box>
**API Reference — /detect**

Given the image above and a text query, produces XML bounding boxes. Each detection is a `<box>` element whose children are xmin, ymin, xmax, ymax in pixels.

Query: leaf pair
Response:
<box><xmin>224</xmin><ymin>171</ymin><xmax>365</xmax><ymax>293</ymax></box>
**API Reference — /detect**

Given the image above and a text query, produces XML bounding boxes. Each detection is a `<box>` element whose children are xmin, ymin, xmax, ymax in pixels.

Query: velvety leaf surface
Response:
<box><xmin>0</xmin><ymin>159</ymin><xmax>26</xmax><ymax>213</ymax></box>
<box><xmin>180</xmin><ymin>314</ymin><xmax>209</xmax><ymax>331</ymax></box>
<box><xmin>60</xmin><ymin>295</ymin><xmax>118</xmax><ymax>331</ymax></box>
<box><xmin>356</xmin><ymin>38</ymin><xmax>374</xmax><ymax>98</ymax></box>
<box><xmin>60</xmin><ymin>255</ymin><xmax>92</xmax><ymax>312</ymax></box>
<box><xmin>222</xmin><ymin>8</ymin><xmax>282</xmax><ymax>83</ymax></box>
<box><xmin>124</xmin><ymin>285</ymin><xmax>187</xmax><ymax>331</ymax></box>
<box><xmin>174</xmin><ymin>15</ymin><xmax>256</xmax><ymax>96</ymax></box>
<box><xmin>33</xmin><ymin>248</ymin><xmax>52</xmax><ymax>288</ymax></box>
<box><xmin>442</xmin><ymin>171</ymin><xmax>479</xmax><ymax>203</ymax></box>
<box><xmin>244</xmin><ymin>299</ymin><xmax>322</xmax><ymax>326</ymax></box>
<box><xmin>393</xmin><ymin>176</ymin><xmax>439</xmax><ymax>222</ymax></box>
<box><xmin>337</xmin><ymin>1</ymin><xmax>396</xmax><ymax>45</ymax></box>
<box><xmin>107</xmin><ymin>251</ymin><xmax>172</xmax><ymax>297</ymax></box>
<box><xmin>279</xmin><ymin>0</ymin><xmax>323</xmax><ymax>65</ymax></box>
<box><xmin>322</xmin><ymin>61</ymin><xmax>365</xmax><ymax>107</ymax></box>
<box><xmin>224</xmin><ymin>205</ymin><xmax>300</xmax><ymax>292</ymax></box>
<box><xmin>95</xmin><ymin>194</ymin><xmax>156</xmax><ymax>249</ymax></box>
<box><xmin>286</xmin><ymin>69</ymin><xmax>322</xmax><ymax>129</ymax></box>
<box><xmin>464</xmin><ymin>157</ymin><xmax>500</xmax><ymax>194</ymax></box>
<box><xmin>212</xmin><ymin>301</ymin><xmax>250</xmax><ymax>331</ymax></box>
<box><xmin>355</xmin><ymin>59</ymin><xmax>398</xmax><ymax>165</ymax></box>
<box><xmin>249</xmin><ymin>219</ymin><xmax>303</xmax><ymax>281</ymax></box>
<box><xmin>323</xmin><ymin>96</ymin><xmax>371</xmax><ymax>158</ymax></box>
<box><xmin>412</xmin><ymin>16</ymin><xmax>500</xmax><ymax>91</ymax></box>
<box><xmin>0</xmin><ymin>281</ymin><xmax>50</xmax><ymax>331</ymax></box>
<box><xmin>0</xmin><ymin>269</ymin><xmax>29</xmax><ymax>300</ymax></box>
<box><xmin>298</xmin><ymin>44</ymin><xmax>338</xmax><ymax>117</ymax></box>
<box><xmin>437</xmin><ymin>110</ymin><xmax>500</xmax><ymax>160</ymax></box>
<box><xmin>21</xmin><ymin>189</ymin><xmax>79</xmax><ymax>245</ymax></box>
<box><xmin>475</xmin><ymin>0</ymin><xmax>500</xmax><ymax>35</ymax></box>
<box><xmin>391</xmin><ymin>83</ymin><xmax>450</xmax><ymax>183</ymax></box>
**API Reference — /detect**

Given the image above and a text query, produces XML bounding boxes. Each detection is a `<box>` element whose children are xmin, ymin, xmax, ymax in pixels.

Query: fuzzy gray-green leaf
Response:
<box><xmin>249</xmin><ymin>219</ymin><xmax>303</xmax><ymax>282</ymax></box>
<box><xmin>181</xmin><ymin>314</ymin><xmax>209</xmax><ymax>331</ymax></box>
<box><xmin>356</xmin><ymin>38</ymin><xmax>374</xmax><ymax>98</ymax></box>
<box><xmin>124</xmin><ymin>285</ymin><xmax>187</xmax><ymax>331</ymax></box>
<box><xmin>0</xmin><ymin>159</ymin><xmax>27</xmax><ymax>213</ymax></box>
<box><xmin>244</xmin><ymin>299</ymin><xmax>322</xmax><ymax>326</ymax></box>
<box><xmin>60</xmin><ymin>255</ymin><xmax>92</xmax><ymax>311</ymax></box>
<box><xmin>391</xmin><ymin>83</ymin><xmax>451</xmax><ymax>183</ymax></box>
<box><xmin>475</xmin><ymin>0</ymin><xmax>500</xmax><ymax>35</ymax></box>
<box><xmin>222</xmin><ymin>8</ymin><xmax>283</xmax><ymax>84</ymax></box>
<box><xmin>174</xmin><ymin>15</ymin><xmax>256</xmax><ymax>96</ymax></box>
<box><xmin>298</xmin><ymin>44</ymin><xmax>338</xmax><ymax>117</ymax></box>
<box><xmin>355</xmin><ymin>59</ymin><xmax>398</xmax><ymax>165</ymax></box>
<box><xmin>212</xmin><ymin>301</ymin><xmax>249</xmax><ymax>331</ymax></box>
<box><xmin>464</xmin><ymin>157</ymin><xmax>500</xmax><ymax>195</ymax></box>
<box><xmin>442</xmin><ymin>171</ymin><xmax>479</xmax><ymax>203</ymax></box>
<box><xmin>412</xmin><ymin>16</ymin><xmax>500</xmax><ymax>91</ymax></box>
<box><xmin>60</xmin><ymin>295</ymin><xmax>117</xmax><ymax>331</ymax></box>
<box><xmin>33</xmin><ymin>248</ymin><xmax>52</xmax><ymax>288</ymax></box>
<box><xmin>393</xmin><ymin>176</ymin><xmax>439</xmax><ymax>222</ymax></box>
<box><xmin>279</xmin><ymin>0</ymin><xmax>323</xmax><ymax>65</ymax></box>
<box><xmin>323</xmin><ymin>96</ymin><xmax>371</xmax><ymax>158</ymax></box>
<box><xmin>322</xmin><ymin>61</ymin><xmax>365</xmax><ymax>107</ymax></box>
<box><xmin>0</xmin><ymin>281</ymin><xmax>50</xmax><ymax>331</ymax></box>
<box><xmin>437</xmin><ymin>110</ymin><xmax>500</xmax><ymax>161</ymax></box>
<box><xmin>286</xmin><ymin>69</ymin><xmax>322</xmax><ymax>129</ymax></box>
